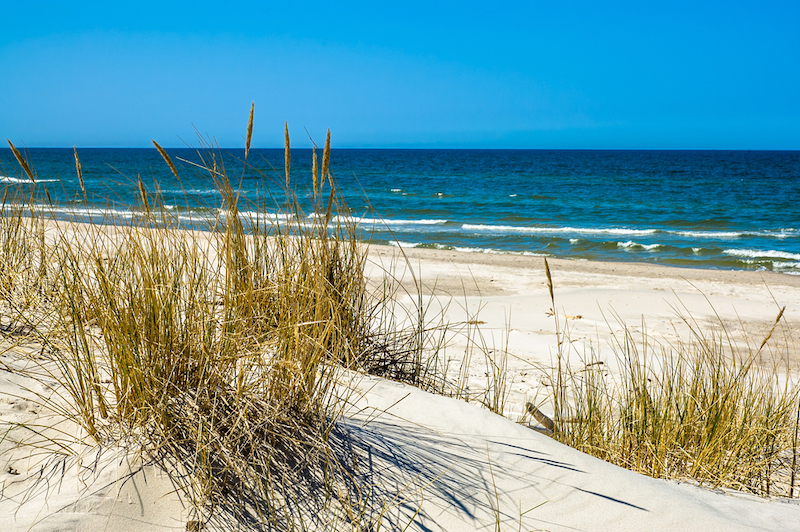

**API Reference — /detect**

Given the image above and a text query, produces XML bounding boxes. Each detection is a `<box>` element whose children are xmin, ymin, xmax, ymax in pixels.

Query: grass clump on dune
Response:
<box><xmin>0</xmin><ymin>115</ymin><xmax>432</xmax><ymax>530</ymax></box>
<box><xmin>540</xmin><ymin>259</ymin><xmax>800</xmax><ymax>498</ymax></box>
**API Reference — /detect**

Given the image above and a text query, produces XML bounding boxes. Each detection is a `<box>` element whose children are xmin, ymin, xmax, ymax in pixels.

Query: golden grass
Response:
<box><xmin>284</xmin><ymin>122</ymin><xmax>291</xmax><ymax>188</ymax></box>
<box><xmin>245</xmin><ymin>101</ymin><xmax>254</xmax><ymax>160</ymax></box>
<box><xmin>73</xmin><ymin>146</ymin><xmax>86</xmax><ymax>200</ymax></box>
<box><xmin>6</xmin><ymin>140</ymin><xmax>35</xmax><ymax>183</ymax></box>
<box><xmin>153</xmin><ymin>139</ymin><xmax>180</xmax><ymax>181</ymax></box>
<box><xmin>0</xmin><ymin>124</ymin><xmax>435</xmax><ymax>529</ymax></box>
<box><xmin>542</xmin><ymin>261</ymin><xmax>800</xmax><ymax>497</ymax></box>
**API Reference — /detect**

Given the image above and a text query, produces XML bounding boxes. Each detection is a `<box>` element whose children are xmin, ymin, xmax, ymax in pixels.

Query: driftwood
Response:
<box><xmin>526</xmin><ymin>402</ymin><xmax>554</xmax><ymax>433</ymax></box>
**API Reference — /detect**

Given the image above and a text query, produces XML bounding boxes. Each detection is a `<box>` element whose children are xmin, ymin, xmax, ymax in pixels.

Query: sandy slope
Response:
<box><xmin>344</xmin><ymin>375</ymin><xmax>800</xmax><ymax>531</ymax></box>
<box><xmin>2</xmin><ymin>245</ymin><xmax>800</xmax><ymax>530</ymax></box>
<box><xmin>367</xmin><ymin>245</ymin><xmax>800</xmax><ymax>421</ymax></box>
<box><xmin>4</xmin><ymin>367</ymin><xmax>800</xmax><ymax>531</ymax></box>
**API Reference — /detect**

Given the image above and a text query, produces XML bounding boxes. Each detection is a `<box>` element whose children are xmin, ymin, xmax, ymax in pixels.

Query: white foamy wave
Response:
<box><xmin>674</xmin><ymin>230</ymin><xmax>744</xmax><ymax>238</ymax></box>
<box><xmin>569</xmin><ymin>238</ymin><xmax>580</xmax><ymax>244</ymax></box>
<box><xmin>160</xmin><ymin>188</ymin><xmax>220</xmax><ymax>195</ymax></box>
<box><xmin>448</xmin><ymin>246</ymin><xmax>549</xmax><ymax>257</ymax></box>
<box><xmin>775</xmin><ymin>262</ymin><xmax>800</xmax><ymax>275</ymax></box>
<box><xmin>453</xmin><ymin>246</ymin><xmax>503</xmax><ymax>254</ymax></box>
<box><xmin>327</xmin><ymin>215</ymin><xmax>447</xmax><ymax>226</ymax></box>
<box><xmin>462</xmin><ymin>224</ymin><xmax>657</xmax><ymax>236</ymax></box>
<box><xmin>674</xmin><ymin>229</ymin><xmax>798</xmax><ymax>239</ymax></box>
<box><xmin>617</xmin><ymin>241</ymin><xmax>661</xmax><ymax>251</ymax></box>
<box><xmin>233</xmin><ymin>210</ymin><xmax>294</xmax><ymax>222</ymax></box>
<box><xmin>376</xmin><ymin>218</ymin><xmax>447</xmax><ymax>226</ymax></box>
<box><xmin>389</xmin><ymin>241</ymin><xmax>421</xmax><ymax>248</ymax></box>
<box><xmin>769</xmin><ymin>229</ymin><xmax>799</xmax><ymax>239</ymax></box>
<box><xmin>723</xmin><ymin>249</ymin><xmax>800</xmax><ymax>261</ymax></box>
<box><xmin>390</xmin><ymin>188</ymin><xmax>402</xmax><ymax>192</ymax></box>
<box><xmin>48</xmin><ymin>206</ymin><xmax>136</xmax><ymax>218</ymax></box>
<box><xmin>0</xmin><ymin>175</ymin><xmax>58</xmax><ymax>184</ymax></box>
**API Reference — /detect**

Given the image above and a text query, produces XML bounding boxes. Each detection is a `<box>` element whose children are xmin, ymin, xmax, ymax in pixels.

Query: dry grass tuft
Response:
<box><xmin>543</xmin><ymin>260</ymin><xmax>800</xmax><ymax>497</ymax></box>
<box><xmin>0</xmin><ymin>120</ymin><xmax>436</xmax><ymax>529</ymax></box>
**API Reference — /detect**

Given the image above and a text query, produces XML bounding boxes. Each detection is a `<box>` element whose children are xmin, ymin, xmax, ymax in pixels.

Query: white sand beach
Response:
<box><xmin>2</xmin><ymin>241</ymin><xmax>800</xmax><ymax>531</ymax></box>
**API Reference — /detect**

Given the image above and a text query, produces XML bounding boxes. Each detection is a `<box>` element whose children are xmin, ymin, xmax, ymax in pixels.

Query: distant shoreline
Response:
<box><xmin>370</xmin><ymin>242</ymin><xmax>800</xmax><ymax>289</ymax></box>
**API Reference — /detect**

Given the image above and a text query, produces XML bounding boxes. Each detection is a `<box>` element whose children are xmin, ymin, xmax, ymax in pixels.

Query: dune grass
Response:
<box><xmin>540</xmin><ymin>258</ymin><xmax>800</xmax><ymax>497</ymax></box>
<box><xmin>0</xmin><ymin>125</ymin><xmax>436</xmax><ymax>529</ymax></box>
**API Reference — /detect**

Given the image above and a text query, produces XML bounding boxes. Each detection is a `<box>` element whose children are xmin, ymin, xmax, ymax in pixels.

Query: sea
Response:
<box><xmin>1</xmin><ymin>148</ymin><xmax>799</xmax><ymax>274</ymax></box>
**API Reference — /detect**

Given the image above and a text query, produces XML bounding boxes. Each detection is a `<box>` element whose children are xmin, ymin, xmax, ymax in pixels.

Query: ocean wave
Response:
<box><xmin>160</xmin><ymin>188</ymin><xmax>220</xmax><ymax>195</ymax></box>
<box><xmin>450</xmin><ymin>246</ymin><xmax>549</xmax><ymax>257</ymax></box>
<box><xmin>389</xmin><ymin>242</ymin><xmax>457</xmax><ymax>251</ymax></box>
<box><xmin>675</xmin><ymin>229</ymin><xmax>797</xmax><ymax>239</ymax></box>
<box><xmin>723</xmin><ymin>249</ymin><xmax>800</xmax><ymax>261</ymax></box>
<box><xmin>462</xmin><ymin>224</ymin><xmax>658</xmax><ymax>236</ymax></box>
<box><xmin>389</xmin><ymin>240</ymin><xmax>421</xmax><ymax>248</ymax></box>
<box><xmin>49</xmin><ymin>206</ymin><xmax>136</xmax><ymax>218</ymax></box>
<box><xmin>233</xmin><ymin>210</ymin><xmax>294</xmax><ymax>221</ymax></box>
<box><xmin>675</xmin><ymin>230</ymin><xmax>745</xmax><ymax>238</ymax></box>
<box><xmin>1</xmin><ymin>175</ymin><xmax>59</xmax><ymax>184</ymax></box>
<box><xmin>453</xmin><ymin>246</ymin><xmax>503</xmax><ymax>254</ymax></box>
<box><xmin>617</xmin><ymin>241</ymin><xmax>661</xmax><ymax>251</ymax></box>
<box><xmin>326</xmin><ymin>215</ymin><xmax>447</xmax><ymax>226</ymax></box>
<box><xmin>457</xmin><ymin>224</ymin><xmax>799</xmax><ymax>241</ymax></box>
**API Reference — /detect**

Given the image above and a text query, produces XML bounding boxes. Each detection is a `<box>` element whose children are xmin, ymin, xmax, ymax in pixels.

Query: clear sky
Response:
<box><xmin>2</xmin><ymin>1</ymin><xmax>798</xmax><ymax>149</ymax></box>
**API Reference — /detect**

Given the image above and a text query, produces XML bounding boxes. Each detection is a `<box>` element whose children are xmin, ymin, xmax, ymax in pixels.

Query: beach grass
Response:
<box><xmin>541</xmin><ymin>258</ymin><xmax>800</xmax><ymax>497</ymax></box>
<box><xmin>0</xmin><ymin>130</ymin><xmax>436</xmax><ymax>529</ymax></box>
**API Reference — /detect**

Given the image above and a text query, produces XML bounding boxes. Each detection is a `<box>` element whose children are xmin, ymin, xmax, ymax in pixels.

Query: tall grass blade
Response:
<box><xmin>322</xmin><ymin>129</ymin><xmax>331</xmax><ymax>188</ymax></box>
<box><xmin>152</xmin><ymin>140</ymin><xmax>180</xmax><ymax>181</ymax></box>
<box><xmin>245</xmin><ymin>101</ymin><xmax>254</xmax><ymax>160</ymax></box>
<box><xmin>137</xmin><ymin>175</ymin><xmax>150</xmax><ymax>211</ymax></box>
<box><xmin>284</xmin><ymin>122</ymin><xmax>291</xmax><ymax>188</ymax></box>
<box><xmin>6</xmin><ymin>139</ymin><xmax>35</xmax><ymax>183</ymax></box>
<box><xmin>312</xmin><ymin>147</ymin><xmax>318</xmax><ymax>198</ymax></box>
<box><xmin>73</xmin><ymin>146</ymin><xmax>86</xmax><ymax>200</ymax></box>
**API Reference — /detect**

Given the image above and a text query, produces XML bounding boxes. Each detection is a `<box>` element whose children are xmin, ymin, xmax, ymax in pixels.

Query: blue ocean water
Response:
<box><xmin>1</xmin><ymin>148</ymin><xmax>799</xmax><ymax>274</ymax></box>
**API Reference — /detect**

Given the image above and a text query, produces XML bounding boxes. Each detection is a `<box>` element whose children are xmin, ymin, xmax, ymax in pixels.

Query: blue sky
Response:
<box><xmin>2</xmin><ymin>1</ymin><xmax>798</xmax><ymax>149</ymax></box>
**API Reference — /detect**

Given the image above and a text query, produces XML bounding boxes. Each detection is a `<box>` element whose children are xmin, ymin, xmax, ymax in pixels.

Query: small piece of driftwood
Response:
<box><xmin>526</xmin><ymin>402</ymin><xmax>555</xmax><ymax>432</ymax></box>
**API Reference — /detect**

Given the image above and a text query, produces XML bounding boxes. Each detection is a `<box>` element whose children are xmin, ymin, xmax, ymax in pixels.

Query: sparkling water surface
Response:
<box><xmin>1</xmin><ymin>148</ymin><xmax>798</xmax><ymax>273</ymax></box>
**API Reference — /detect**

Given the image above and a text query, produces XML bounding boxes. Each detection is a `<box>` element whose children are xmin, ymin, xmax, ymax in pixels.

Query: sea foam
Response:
<box><xmin>617</xmin><ymin>241</ymin><xmax>662</xmax><ymax>251</ymax></box>
<box><xmin>328</xmin><ymin>216</ymin><xmax>447</xmax><ymax>226</ymax></box>
<box><xmin>1</xmin><ymin>175</ymin><xmax>59</xmax><ymax>184</ymax></box>
<box><xmin>462</xmin><ymin>224</ymin><xmax>658</xmax><ymax>236</ymax></box>
<box><xmin>723</xmin><ymin>249</ymin><xmax>800</xmax><ymax>261</ymax></box>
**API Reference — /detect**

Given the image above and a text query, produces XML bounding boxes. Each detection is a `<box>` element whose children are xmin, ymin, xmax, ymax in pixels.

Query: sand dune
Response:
<box><xmin>2</xmin><ymin>245</ymin><xmax>800</xmax><ymax>530</ymax></box>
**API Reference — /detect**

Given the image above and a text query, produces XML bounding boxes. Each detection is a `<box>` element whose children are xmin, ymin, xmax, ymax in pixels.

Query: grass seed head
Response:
<box><xmin>245</xmin><ymin>101</ymin><xmax>254</xmax><ymax>160</ymax></box>
<box><xmin>6</xmin><ymin>139</ymin><xmax>35</xmax><ymax>183</ymax></box>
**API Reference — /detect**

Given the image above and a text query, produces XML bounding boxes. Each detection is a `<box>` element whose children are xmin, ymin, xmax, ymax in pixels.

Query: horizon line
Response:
<box><xmin>4</xmin><ymin>146</ymin><xmax>800</xmax><ymax>152</ymax></box>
